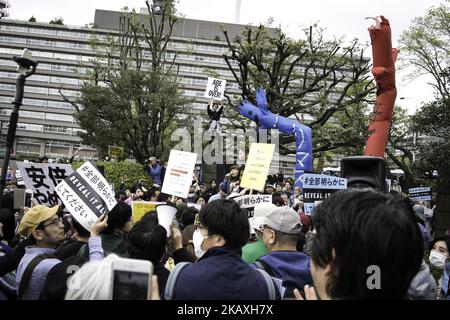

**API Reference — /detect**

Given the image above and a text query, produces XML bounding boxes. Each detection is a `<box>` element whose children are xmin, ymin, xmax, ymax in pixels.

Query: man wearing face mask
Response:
<box><xmin>429</xmin><ymin>236</ymin><xmax>450</xmax><ymax>300</ymax></box>
<box><xmin>166</xmin><ymin>199</ymin><xmax>275</xmax><ymax>300</ymax></box>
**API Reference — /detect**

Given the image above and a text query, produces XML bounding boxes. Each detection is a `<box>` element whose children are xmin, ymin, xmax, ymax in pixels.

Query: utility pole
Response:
<box><xmin>0</xmin><ymin>49</ymin><xmax>37</xmax><ymax>206</ymax></box>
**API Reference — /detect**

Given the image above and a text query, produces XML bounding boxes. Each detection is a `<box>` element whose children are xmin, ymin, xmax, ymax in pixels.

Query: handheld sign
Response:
<box><xmin>409</xmin><ymin>187</ymin><xmax>432</xmax><ymax>202</ymax></box>
<box><xmin>161</xmin><ymin>150</ymin><xmax>197</xmax><ymax>199</ymax></box>
<box><xmin>108</xmin><ymin>146</ymin><xmax>124</xmax><ymax>159</ymax></box>
<box><xmin>204</xmin><ymin>77</ymin><xmax>226</xmax><ymax>100</ymax></box>
<box><xmin>16</xmin><ymin>162</ymin><xmax>74</xmax><ymax>207</ymax></box>
<box><xmin>234</xmin><ymin>194</ymin><xmax>272</xmax><ymax>209</ymax></box>
<box><xmin>55</xmin><ymin>161</ymin><xmax>117</xmax><ymax>232</ymax></box>
<box><xmin>240</xmin><ymin>143</ymin><xmax>275</xmax><ymax>192</ymax></box>
<box><xmin>301</xmin><ymin>173</ymin><xmax>347</xmax><ymax>215</ymax></box>
<box><xmin>131</xmin><ymin>201</ymin><xmax>164</xmax><ymax>223</ymax></box>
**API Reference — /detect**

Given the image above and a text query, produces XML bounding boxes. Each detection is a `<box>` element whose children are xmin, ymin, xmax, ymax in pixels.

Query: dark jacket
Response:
<box><xmin>251</xmin><ymin>250</ymin><xmax>313</xmax><ymax>286</ymax></box>
<box><xmin>207</xmin><ymin>105</ymin><xmax>223</xmax><ymax>121</ymax></box>
<box><xmin>78</xmin><ymin>234</ymin><xmax>128</xmax><ymax>259</ymax></box>
<box><xmin>172</xmin><ymin>246</ymin><xmax>271</xmax><ymax>300</ymax></box>
<box><xmin>0</xmin><ymin>239</ymin><xmax>31</xmax><ymax>277</ymax></box>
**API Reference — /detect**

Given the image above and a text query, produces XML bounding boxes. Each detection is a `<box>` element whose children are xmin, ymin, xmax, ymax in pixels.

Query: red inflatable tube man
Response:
<box><xmin>364</xmin><ymin>16</ymin><xmax>398</xmax><ymax>158</ymax></box>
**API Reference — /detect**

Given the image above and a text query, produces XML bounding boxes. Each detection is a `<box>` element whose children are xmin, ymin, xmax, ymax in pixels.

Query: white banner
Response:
<box><xmin>161</xmin><ymin>150</ymin><xmax>197</xmax><ymax>199</ymax></box>
<box><xmin>16</xmin><ymin>162</ymin><xmax>74</xmax><ymax>207</ymax></box>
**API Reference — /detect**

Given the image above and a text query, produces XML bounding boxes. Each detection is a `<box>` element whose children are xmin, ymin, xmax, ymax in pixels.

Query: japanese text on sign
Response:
<box><xmin>16</xmin><ymin>163</ymin><xmax>74</xmax><ymax>206</ymax></box>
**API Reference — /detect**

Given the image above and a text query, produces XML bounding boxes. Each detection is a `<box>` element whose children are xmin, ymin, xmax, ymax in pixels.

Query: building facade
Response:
<box><xmin>0</xmin><ymin>9</ymin><xmax>246</xmax><ymax>162</ymax></box>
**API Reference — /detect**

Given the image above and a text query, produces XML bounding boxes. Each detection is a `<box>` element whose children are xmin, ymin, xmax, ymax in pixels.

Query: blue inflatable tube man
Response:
<box><xmin>238</xmin><ymin>88</ymin><xmax>313</xmax><ymax>188</ymax></box>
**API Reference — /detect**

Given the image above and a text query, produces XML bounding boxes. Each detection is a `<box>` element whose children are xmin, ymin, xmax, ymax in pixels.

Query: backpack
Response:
<box><xmin>254</xmin><ymin>259</ymin><xmax>307</xmax><ymax>300</ymax></box>
<box><xmin>163</xmin><ymin>262</ymin><xmax>277</xmax><ymax>300</ymax></box>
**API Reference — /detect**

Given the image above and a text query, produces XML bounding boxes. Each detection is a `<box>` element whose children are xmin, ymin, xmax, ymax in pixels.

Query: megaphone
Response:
<box><xmin>156</xmin><ymin>203</ymin><xmax>178</xmax><ymax>237</ymax></box>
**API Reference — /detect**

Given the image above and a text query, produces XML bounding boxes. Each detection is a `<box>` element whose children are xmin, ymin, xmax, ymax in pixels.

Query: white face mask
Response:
<box><xmin>429</xmin><ymin>250</ymin><xmax>447</xmax><ymax>269</ymax></box>
<box><xmin>193</xmin><ymin>229</ymin><xmax>208</xmax><ymax>259</ymax></box>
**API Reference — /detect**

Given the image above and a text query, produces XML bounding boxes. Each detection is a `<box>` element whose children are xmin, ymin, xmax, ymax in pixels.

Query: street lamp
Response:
<box><xmin>145</xmin><ymin>0</ymin><xmax>161</xmax><ymax>13</ymax></box>
<box><xmin>0</xmin><ymin>49</ymin><xmax>37</xmax><ymax>204</ymax></box>
<box><xmin>399</xmin><ymin>96</ymin><xmax>418</xmax><ymax>163</ymax></box>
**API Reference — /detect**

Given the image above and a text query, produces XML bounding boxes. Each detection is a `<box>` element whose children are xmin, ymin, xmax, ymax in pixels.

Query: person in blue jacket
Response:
<box><xmin>146</xmin><ymin>157</ymin><xmax>161</xmax><ymax>186</ymax></box>
<box><xmin>250</xmin><ymin>206</ymin><xmax>313</xmax><ymax>296</ymax></box>
<box><xmin>168</xmin><ymin>199</ymin><xmax>273</xmax><ymax>300</ymax></box>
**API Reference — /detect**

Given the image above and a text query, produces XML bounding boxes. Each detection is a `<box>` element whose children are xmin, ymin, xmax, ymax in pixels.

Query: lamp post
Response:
<box><xmin>145</xmin><ymin>0</ymin><xmax>161</xmax><ymax>13</ymax></box>
<box><xmin>0</xmin><ymin>49</ymin><xmax>37</xmax><ymax>205</ymax></box>
<box><xmin>400</xmin><ymin>96</ymin><xmax>418</xmax><ymax>163</ymax></box>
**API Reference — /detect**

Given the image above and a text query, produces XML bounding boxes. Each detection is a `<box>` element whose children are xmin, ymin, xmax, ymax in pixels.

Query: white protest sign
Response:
<box><xmin>161</xmin><ymin>150</ymin><xmax>197</xmax><ymax>198</ymax></box>
<box><xmin>234</xmin><ymin>194</ymin><xmax>272</xmax><ymax>209</ymax></box>
<box><xmin>16</xmin><ymin>162</ymin><xmax>74</xmax><ymax>206</ymax></box>
<box><xmin>56</xmin><ymin>161</ymin><xmax>117</xmax><ymax>232</ymax></box>
<box><xmin>301</xmin><ymin>173</ymin><xmax>347</xmax><ymax>215</ymax></box>
<box><xmin>204</xmin><ymin>77</ymin><xmax>226</xmax><ymax>100</ymax></box>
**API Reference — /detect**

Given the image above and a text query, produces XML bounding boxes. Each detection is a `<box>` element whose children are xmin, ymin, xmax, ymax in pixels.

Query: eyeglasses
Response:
<box><xmin>41</xmin><ymin>217</ymin><xmax>63</xmax><ymax>229</ymax></box>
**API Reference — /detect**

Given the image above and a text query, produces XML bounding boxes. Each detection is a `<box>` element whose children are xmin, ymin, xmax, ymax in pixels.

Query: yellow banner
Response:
<box><xmin>131</xmin><ymin>201</ymin><xmax>164</xmax><ymax>223</ymax></box>
<box><xmin>108</xmin><ymin>146</ymin><xmax>124</xmax><ymax>159</ymax></box>
<box><xmin>240</xmin><ymin>143</ymin><xmax>275</xmax><ymax>192</ymax></box>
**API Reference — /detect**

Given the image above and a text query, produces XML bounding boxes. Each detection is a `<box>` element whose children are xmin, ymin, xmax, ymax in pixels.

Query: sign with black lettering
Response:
<box><xmin>301</xmin><ymin>173</ymin><xmax>347</xmax><ymax>215</ymax></box>
<box><xmin>16</xmin><ymin>162</ymin><xmax>74</xmax><ymax>207</ymax></box>
<box><xmin>204</xmin><ymin>77</ymin><xmax>226</xmax><ymax>100</ymax></box>
<box><xmin>409</xmin><ymin>187</ymin><xmax>432</xmax><ymax>202</ymax></box>
<box><xmin>55</xmin><ymin>161</ymin><xmax>117</xmax><ymax>232</ymax></box>
<box><xmin>234</xmin><ymin>194</ymin><xmax>272</xmax><ymax>209</ymax></box>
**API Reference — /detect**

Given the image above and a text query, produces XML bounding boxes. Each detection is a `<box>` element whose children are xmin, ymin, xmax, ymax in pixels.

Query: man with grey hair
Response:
<box><xmin>250</xmin><ymin>206</ymin><xmax>313</xmax><ymax>297</ymax></box>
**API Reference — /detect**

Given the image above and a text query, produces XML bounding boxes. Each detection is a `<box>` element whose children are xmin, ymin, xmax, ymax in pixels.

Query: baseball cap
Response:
<box><xmin>265</xmin><ymin>206</ymin><xmax>302</xmax><ymax>234</ymax></box>
<box><xmin>18</xmin><ymin>205</ymin><xmax>60</xmax><ymax>238</ymax></box>
<box><xmin>250</xmin><ymin>202</ymin><xmax>276</xmax><ymax>230</ymax></box>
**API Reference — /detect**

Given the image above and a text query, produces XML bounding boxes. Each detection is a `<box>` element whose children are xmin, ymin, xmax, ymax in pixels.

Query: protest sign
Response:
<box><xmin>301</xmin><ymin>173</ymin><xmax>347</xmax><ymax>215</ymax></box>
<box><xmin>234</xmin><ymin>194</ymin><xmax>272</xmax><ymax>209</ymax></box>
<box><xmin>240</xmin><ymin>143</ymin><xmax>275</xmax><ymax>192</ymax></box>
<box><xmin>132</xmin><ymin>201</ymin><xmax>164</xmax><ymax>223</ymax></box>
<box><xmin>108</xmin><ymin>146</ymin><xmax>124</xmax><ymax>159</ymax></box>
<box><xmin>409</xmin><ymin>187</ymin><xmax>432</xmax><ymax>202</ymax></box>
<box><xmin>161</xmin><ymin>150</ymin><xmax>197</xmax><ymax>198</ymax></box>
<box><xmin>16</xmin><ymin>162</ymin><xmax>73</xmax><ymax>206</ymax></box>
<box><xmin>204</xmin><ymin>77</ymin><xmax>226</xmax><ymax>100</ymax></box>
<box><xmin>56</xmin><ymin>161</ymin><xmax>117</xmax><ymax>232</ymax></box>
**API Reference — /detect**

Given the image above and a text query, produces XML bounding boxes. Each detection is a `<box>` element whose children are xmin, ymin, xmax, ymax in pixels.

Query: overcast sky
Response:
<box><xmin>6</xmin><ymin>0</ymin><xmax>445</xmax><ymax>113</ymax></box>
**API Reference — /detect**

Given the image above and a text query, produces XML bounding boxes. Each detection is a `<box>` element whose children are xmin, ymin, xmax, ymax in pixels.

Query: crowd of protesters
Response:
<box><xmin>0</xmin><ymin>156</ymin><xmax>449</xmax><ymax>301</ymax></box>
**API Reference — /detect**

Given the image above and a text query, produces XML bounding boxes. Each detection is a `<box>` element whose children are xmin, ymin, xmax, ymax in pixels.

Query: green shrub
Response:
<box><xmin>72</xmin><ymin>161</ymin><xmax>152</xmax><ymax>191</ymax></box>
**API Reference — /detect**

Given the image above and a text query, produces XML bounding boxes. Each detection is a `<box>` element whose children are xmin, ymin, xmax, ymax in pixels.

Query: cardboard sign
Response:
<box><xmin>204</xmin><ymin>77</ymin><xmax>226</xmax><ymax>100</ymax></box>
<box><xmin>56</xmin><ymin>162</ymin><xmax>117</xmax><ymax>232</ymax></box>
<box><xmin>132</xmin><ymin>201</ymin><xmax>164</xmax><ymax>223</ymax></box>
<box><xmin>240</xmin><ymin>143</ymin><xmax>275</xmax><ymax>192</ymax></box>
<box><xmin>301</xmin><ymin>173</ymin><xmax>347</xmax><ymax>215</ymax></box>
<box><xmin>233</xmin><ymin>194</ymin><xmax>272</xmax><ymax>209</ymax></box>
<box><xmin>16</xmin><ymin>162</ymin><xmax>74</xmax><ymax>207</ymax></box>
<box><xmin>161</xmin><ymin>150</ymin><xmax>197</xmax><ymax>198</ymax></box>
<box><xmin>108</xmin><ymin>146</ymin><xmax>124</xmax><ymax>159</ymax></box>
<box><xmin>409</xmin><ymin>187</ymin><xmax>432</xmax><ymax>202</ymax></box>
